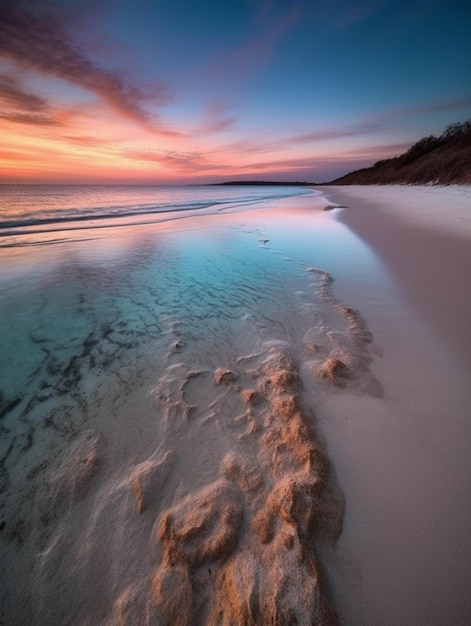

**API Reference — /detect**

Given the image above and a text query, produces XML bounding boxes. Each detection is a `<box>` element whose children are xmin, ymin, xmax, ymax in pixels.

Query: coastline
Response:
<box><xmin>2</xmin><ymin>185</ymin><xmax>471</xmax><ymax>624</ymax></box>
<box><xmin>312</xmin><ymin>184</ymin><xmax>471</xmax><ymax>624</ymax></box>
<box><xmin>318</xmin><ymin>184</ymin><xmax>471</xmax><ymax>369</ymax></box>
<box><xmin>0</xmin><ymin>191</ymin><xmax>361</xmax><ymax>625</ymax></box>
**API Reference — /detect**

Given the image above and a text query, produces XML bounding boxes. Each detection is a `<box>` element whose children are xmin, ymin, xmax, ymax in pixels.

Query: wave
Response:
<box><xmin>0</xmin><ymin>184</ymin><xmax>313</xmax><ymax>243</ymax></box>
<box><xmin>0</xmin><ymin>201</ymin><xmax>223</xmax><ymax>233</ymax></box>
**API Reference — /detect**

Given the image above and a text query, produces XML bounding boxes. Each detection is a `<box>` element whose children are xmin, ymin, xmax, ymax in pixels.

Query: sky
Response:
<box><xmin>0</xmin><ymin>0</ymin><xmax>470</xmax><ymax>184</ymax></box>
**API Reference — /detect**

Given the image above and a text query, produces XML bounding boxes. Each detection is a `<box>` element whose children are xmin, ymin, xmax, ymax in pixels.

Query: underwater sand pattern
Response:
<box><xmin>0</xmin><ymin>223</ymin><xmax>380</xmax><ymax>624</ymax></box>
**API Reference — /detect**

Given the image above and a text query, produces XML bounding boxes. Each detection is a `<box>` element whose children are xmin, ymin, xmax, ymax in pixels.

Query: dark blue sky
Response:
<box><xmin>1</xmin><ymin>0</ymin><xmax>470</xmax><ymax>182</ymax></box>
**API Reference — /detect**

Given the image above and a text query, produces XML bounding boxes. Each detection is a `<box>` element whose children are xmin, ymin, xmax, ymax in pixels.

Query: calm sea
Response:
<box><xmin>0</xmin><ymin>184</ymin><xmax>310</xmax><ymax>244</ymax></box>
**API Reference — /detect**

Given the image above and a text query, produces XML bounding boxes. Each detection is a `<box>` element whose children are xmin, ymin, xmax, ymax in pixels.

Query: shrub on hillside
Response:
<box><xmin>399</xmin><ymin>135</ymin><xmax>443</xmax><ymax>165</ymax></box>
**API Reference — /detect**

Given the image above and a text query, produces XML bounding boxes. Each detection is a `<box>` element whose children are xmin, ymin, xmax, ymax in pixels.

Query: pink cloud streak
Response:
<box><xmin>0</xmin><ymin>0</ymin><xmax>170</xmax><ymax>129</ymax></box>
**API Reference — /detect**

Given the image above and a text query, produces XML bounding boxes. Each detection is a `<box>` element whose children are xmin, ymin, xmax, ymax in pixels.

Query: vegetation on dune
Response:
<box><xmin>332</xmin><ymin>119</ymin><xmax>471</xmax><ymax>185</ymax></box>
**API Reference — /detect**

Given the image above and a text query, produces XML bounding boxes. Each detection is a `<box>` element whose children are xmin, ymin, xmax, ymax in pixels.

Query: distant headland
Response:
<box><xmin>213</xmin><ymin>181</ymin><xmax>317</xmax><ymax>186</ymax></box>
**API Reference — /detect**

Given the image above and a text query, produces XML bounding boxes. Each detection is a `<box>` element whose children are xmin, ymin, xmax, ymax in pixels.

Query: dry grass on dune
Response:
<box><xmin>333</xmin><ymin>120</ymin><xmax>471</xmax><ymax>185</ymax></box>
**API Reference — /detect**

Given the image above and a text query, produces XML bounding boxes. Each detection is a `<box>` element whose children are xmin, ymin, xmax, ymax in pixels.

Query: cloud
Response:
<box><xmin>0</xmin><ymin>73</ymin><xmax>62</xmax><ymax>126</ymax></box>
<box><xmin>0</xmin><ymin>112</ymin><xmax>59</xmax><ymax>126</ymax></box>
<box><xmin>389</xmin><ymin>97</ymin><xmax>471</xmax><ymax>121</ymax></box>
<box><xmin>61</xmin><ymin>134</ymin><xmax>115</xmax><ymax>147</ymax></box>
<box><xmin>0</xmin><ymin>73</ymin><xmax>49</xmax><ymax>110</ymax></box>
<box><xmin>288</xmin><ymin>96</ymin><xmax>471</xmax><ymax>146</ymax></box>
<box><xmin>289</xmin><ymin>121</ymin><xmax>384</xmax><ymax>144</ymax></box>
<box><xmin>207</xmin><ymin>139</ymin><xmax>412</xmax><ymax>177</ymax></box>
<box><xmin>0</xmin><ymin>0</ymin><xmax>170</xmax><ymax>128</ymax></box>
<box><xmin>202</xmin><ymin>116</ymin><xmax>237</xmax><ymax>134</ymax></box>
<box><xmin>196</xmin><ymin>102</ymin><xmax>238</xmax><ymax>135</ymax></box>
<box><xmin>347</xmin><ymin>142</ymin><xmax>411</xmax><ymax>157</ymax></box>
<box><xmin>124</xmin><ymin>149</ymin><xmax>229</xmax><ymax>173</ymax></box>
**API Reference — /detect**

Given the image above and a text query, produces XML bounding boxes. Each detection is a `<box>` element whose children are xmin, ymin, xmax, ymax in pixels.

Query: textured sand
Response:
<box><xmin>3</xmin><ymin>186</ymin><xmax>470</xmax><ymax>624</ymax></box>
<box><xmin>0</xmin><ymin>197</ymin><xmax>382</xmax><ymax>624</ymax></box>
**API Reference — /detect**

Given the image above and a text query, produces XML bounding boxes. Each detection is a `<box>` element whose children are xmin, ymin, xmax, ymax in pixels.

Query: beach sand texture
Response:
<box><xmin>1</xmin><ymin>186</ymin><xmax>471</xmax><ymax>624</ymax></box>
<box><xmin>0</xmin><ymin>194</ymin><xmax>379</xmax><ymax>624</ymax></box>
<box><xmin>318</xmin><ymin>185</ymin><xmax>471</xmax><ymax>625</ymax></box>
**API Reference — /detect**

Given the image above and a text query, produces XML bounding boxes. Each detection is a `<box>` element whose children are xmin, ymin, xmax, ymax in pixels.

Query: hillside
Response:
<box><xmin>331</xmin><ymin>120</ymin><xmax>471</xmax><ymax>185</ymax></box>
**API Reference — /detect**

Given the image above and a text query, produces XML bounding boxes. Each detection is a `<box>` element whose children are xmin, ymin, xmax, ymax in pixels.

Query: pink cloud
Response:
<box><xmin>289</xmin><ymin>121</ymin><xmax>384</xmax><ymax>144</ymax></box>
<box><xmin>0</xmin><ymin>73</ymin><xmax>62</xmax><ymax>126</ymax></box>
<box><xmin>0</xmin><ymin>0</ymin><xmax>170</xmax><ymax>129</ymax></box>
<box><xmin>124</xmin><ymin>149</ymin><xmax>231</xmax><ymax>173</ymax></box>
<box><xmin>196</xmin><ymin>102</ymin><xmax>238</xmax><ymax>135</ymax></box>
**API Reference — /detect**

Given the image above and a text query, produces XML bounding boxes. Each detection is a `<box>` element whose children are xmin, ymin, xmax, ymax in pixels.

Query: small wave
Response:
<box><xmin>0</xmin><ymin>184</ymin><xmax>313</xmax><ymax>244</ymax></box>
<box><xmin>0</xmin><ymin>201</ymin><xmax>219</xmax><ymax>232</ymax></box>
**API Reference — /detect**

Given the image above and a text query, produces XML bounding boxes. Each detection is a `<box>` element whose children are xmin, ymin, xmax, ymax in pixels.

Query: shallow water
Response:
<box><xmin>0</xmin><ymin>191</ymin><xmax>384</xmax><ymax>623</ymax></box>
<box><xmin>0</xmin><ymin>183</ymin><xmax>310</xmax><ymax>240</ymax></box>
<box><xmin>2</xmin><ymin>188</ymin><xmax>469</xmax><ymax>624</ymax></box>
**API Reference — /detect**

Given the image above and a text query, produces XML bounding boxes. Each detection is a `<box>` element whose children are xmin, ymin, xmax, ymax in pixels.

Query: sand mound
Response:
<box><xmin>127</xmin><ymin>450</ymin><xmax>173</xmax><ymax>514</ymax></box>
<box><xmin>152</xmin><ymin>342</ymin><xmax>340</xmax><ymax>624</ymax></box>
<box><xmin>305</xmin><ymin>267</ymin><xmax>383</xmax><ymax>396</ymax></box>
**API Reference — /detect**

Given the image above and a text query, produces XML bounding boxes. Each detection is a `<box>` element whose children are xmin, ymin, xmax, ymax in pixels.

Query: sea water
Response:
<box><xmin>0</xmin><ymin>183</ymin><xmax>310</xmax><ymax>238</ymax></box>
<box><xmin>4</xmin><ymin>184</ymin><xmax>467</xmax><ymax>624</ymax></box>
<box><xmin>1</xmin><ymin>184</ymin><xmax>384</xmax><ymax>623</ymax></box>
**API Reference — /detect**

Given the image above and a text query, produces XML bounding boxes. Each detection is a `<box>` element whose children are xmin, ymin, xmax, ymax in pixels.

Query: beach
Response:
<box><xmin>326</xmin><ymin>185</ymin><xmax>471</xmax><ymax>369</ymax></box>
<box><xmin>317</xmin><ymin>185</ymin><xmax>471</xmax><ymax>624</ymax></box>
<box><xmin>1</xmin><ymin>184</ymin><xmax>471</xmax><ymax>624</ymax></box>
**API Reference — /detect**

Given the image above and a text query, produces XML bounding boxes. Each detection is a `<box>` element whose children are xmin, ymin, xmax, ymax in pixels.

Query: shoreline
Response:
<box><xmin>319</xmin><ymin>184</ymin><xmax>471</xmax><ymax>370</ymax></box>
<box><xmin>0</xmin><ymin>193</ymin><xmax>355</xmax><ymax>624</ymax></box>
<box><xmin>2</xmin><ymin>185</ymin><xmax>471</xmax><ymax>623</ymax></box>
<box><xmin>311</xmin><ymin>185</ymin><xmax>471</xmax><ymax>624</ymax></box>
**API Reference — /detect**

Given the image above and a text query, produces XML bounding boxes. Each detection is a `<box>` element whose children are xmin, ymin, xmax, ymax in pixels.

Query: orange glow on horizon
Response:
<box><xmin>0</xmin><ymin>94</ymin><xmax>403</xmax><ymax>184</ymax></box>
<box><xmin>0</xmin><ymin>66</ymin><xmax>394</xmax><ymax>184</ymax></box>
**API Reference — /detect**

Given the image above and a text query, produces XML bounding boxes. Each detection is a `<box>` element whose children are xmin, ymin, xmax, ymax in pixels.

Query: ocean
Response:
<box><xmin>0</xmin><ymin>183</ymin><xmax>385</xmax><ymax>624</ymax></box>
<box><xmin>0</xmin><ymin>183</ymin><xmax>311</xmax><ymax>243</ymax></box>
<box><xmin>4</xmin><ymin>183</ymin><xmax>471</xmax><ymax>624</ymax></box>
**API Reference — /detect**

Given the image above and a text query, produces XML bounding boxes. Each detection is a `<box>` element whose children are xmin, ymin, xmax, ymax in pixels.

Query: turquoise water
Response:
<box><xmin>0</xmin><ymin>187</ymin><xmax>384</xmax><ymax>623</ymax></box>
<box><xmin>1</xmin><ymin>185</ymin><xmax>464</xmax><ymax>625</ymax></box>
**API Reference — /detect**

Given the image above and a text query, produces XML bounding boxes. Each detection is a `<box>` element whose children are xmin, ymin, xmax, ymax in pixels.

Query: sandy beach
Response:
<box><xmin>316</xmin><ymin>185</ymin><xmax>471</xmax><ymax>624</ymax></box>
<box><xmin>1</xmin><ymin>184</ymin><xmax>471</xmax><ymax>624</ymax></box>
<box><xmin>0</xmin><ymin>190</ymin><xmax>367</xmax><ymax>624</ymax></box>
<box><xmin>325</xmin><ymin>185</ymin><xmax>471</xmax><ymax>369</ymax></box>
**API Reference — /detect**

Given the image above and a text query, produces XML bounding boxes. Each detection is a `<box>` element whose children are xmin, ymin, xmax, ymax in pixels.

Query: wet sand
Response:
<box><xmin>1</xmin><ymin>186</ymin><xmax>471</xmax><ymax>624</ymax></box>
<box><xmin>315</xmin><ymin>185</ymin><xmax>471</xmax><ymax>625</ymax></box>
<box><xmin>0</xmin><ymin>195</ymin><xmax>379</xmax><ymax>624</ymax></box>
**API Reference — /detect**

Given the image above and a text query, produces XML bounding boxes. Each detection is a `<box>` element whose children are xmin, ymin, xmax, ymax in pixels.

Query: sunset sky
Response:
<box><xmin>1</xmin><ymin>0</ymin><xmax>470</xmax><ymax>184</ymax></box>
